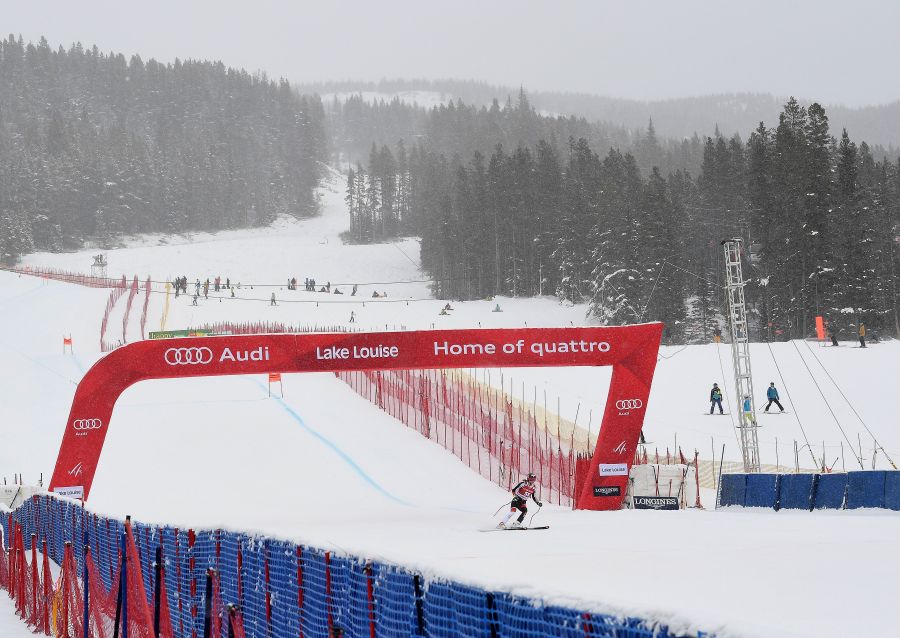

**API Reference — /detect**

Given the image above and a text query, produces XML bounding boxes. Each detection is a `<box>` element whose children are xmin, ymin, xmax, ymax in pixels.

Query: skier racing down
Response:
<box><xmin>498</xmin><ymin>472</ymin><xmax>542</xmax><ymax>529</ymax></box>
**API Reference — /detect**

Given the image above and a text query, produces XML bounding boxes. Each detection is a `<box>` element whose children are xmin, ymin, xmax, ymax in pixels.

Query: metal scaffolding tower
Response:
<box><xmin>90</xmin><ymin>253</ymin><xmax>108</xmax><ymax>280</ymax></box>
<box><xmin>722</xmin><ymin>238</ymin><xmax>761</xmax><ymax>472</ymax></box>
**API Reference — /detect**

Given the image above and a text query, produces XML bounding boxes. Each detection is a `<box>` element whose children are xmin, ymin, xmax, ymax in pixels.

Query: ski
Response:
<box><xmin>479</xmin><ymin>525</ymin><xmax>550</xmax><ymax>532</ymax></box>
<box><xmin>703</xmin><ymin>412</ymin><xmax>730</xmax><ymax>415</ymax></box>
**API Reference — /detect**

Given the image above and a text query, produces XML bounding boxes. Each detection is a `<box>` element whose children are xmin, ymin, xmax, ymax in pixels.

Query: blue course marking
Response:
<box><xmin>256</xmin><ymin>381</ymin><xmax>413</xmax><ymax>507</ymax></box>
<box><xmin>70</xmin><ymin>355</ymin><xmax>86</xmax><ymax>375</ymax></box>
<box><xmin>0</xmin><ymin>282</ymin><xmax>45</xmax><ymax>307</ymax></box>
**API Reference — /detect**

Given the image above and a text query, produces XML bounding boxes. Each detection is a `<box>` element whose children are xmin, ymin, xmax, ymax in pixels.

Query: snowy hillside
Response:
<box><xmin>3</xmin><ymin>169</ymin><xmax>898</xmax><ymax>637</ymax></box>
<box><xmin>21</xmin><ymin>169</ymin><xmax>898</xmax><ymax>472</ymax></box>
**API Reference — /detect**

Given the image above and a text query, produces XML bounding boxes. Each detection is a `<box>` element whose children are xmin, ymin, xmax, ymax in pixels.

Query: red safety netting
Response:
<box><xmin>338</xmin><ymin>368</ymin><xmax>590</xmax><ymax>506</ymax></box>
<box><xmin>100</xmin><ymin>277</ymin><xmax>129</xmax><ymax>352</ymax></box>
<box><xmin>139</xmin><ymin>277</ymin><xmax>152</xmax><ymax>340</ymax></box>
<box><xmin>196</xmin><ymin>321</ymin><xmax>357</xmax><ymax>335</ymax></box>
<box><xmin>9</xmin><ymin>266</ymin><xmax>122</xmax><ymax>289</ymax></box>
<box><xmin>121</xmin><ymin>276</ymin><xmax>140</xmax><ymax>345</ymax></box>
<box><xmin>1</xmin><ymin>517</ymin><xmax>174</xmax><ymax>638</ymax></box>
<box><xmin>0</xmin><ymin>523</ymin><xmax>52</xmax><ymax>635</ymax></box>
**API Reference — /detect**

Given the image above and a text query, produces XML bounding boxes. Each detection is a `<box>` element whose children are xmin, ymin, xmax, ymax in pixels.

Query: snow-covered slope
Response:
<box><xmin>21</xmin><ymin>170</ymin><xmax>898</xmax><ymax>471</ymax></box>
<box><xmin>4</xmin><ymin>170</ymin><xmax>898</xmax><ymax>638</ymax></box>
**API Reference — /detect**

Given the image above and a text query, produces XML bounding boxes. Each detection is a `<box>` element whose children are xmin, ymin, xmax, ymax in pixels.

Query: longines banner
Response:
<box><xmin>49</xmin><ymin>325</ymin><xmax>662</xmax><ymax>510</ymax></box>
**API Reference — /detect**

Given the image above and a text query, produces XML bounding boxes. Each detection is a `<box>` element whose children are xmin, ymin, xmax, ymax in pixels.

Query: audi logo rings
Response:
<box><xmin>615</xmin><ymin>399</ymin><xmax>643</xmax><ymax>410</ymax></box>
<box><xmin>72</xmin><ymin>418</ymin><xmax>103</xmax><ymax>431</ymax></box>
<box><xmin>164</xmin><ymin>347</ymin><xmax>214</xmax><ymax>365</ymax></box>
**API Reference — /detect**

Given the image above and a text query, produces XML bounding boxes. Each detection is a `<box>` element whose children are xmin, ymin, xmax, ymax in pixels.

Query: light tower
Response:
<box><xmin>722</xmin><ymin>238</ymin><xmax>761</xmax><ymax>472</ymax></box>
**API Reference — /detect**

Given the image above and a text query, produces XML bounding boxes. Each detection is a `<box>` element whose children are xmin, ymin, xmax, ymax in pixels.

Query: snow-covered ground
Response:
<box><xmin>4</xmin><ymin>170</ymin><xmax>899</xmax><ymax>637</ymax></box>
<box><xmin>0</xmin><ymin>591</ymin><xmax>34</xmax><ymax>638</ymax></box>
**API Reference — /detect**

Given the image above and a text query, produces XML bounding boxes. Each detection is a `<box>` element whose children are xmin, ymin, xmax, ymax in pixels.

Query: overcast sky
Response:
<box><xmin>6</xmin><ymin>1</ymin><xmax>899</xmax><ymax>107</ymax></box>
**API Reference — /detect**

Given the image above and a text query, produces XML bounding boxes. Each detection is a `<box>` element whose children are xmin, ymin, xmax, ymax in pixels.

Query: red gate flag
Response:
<box><xmin>49</xmin><ymin>325</ymin><xmax>662</xmax><ymax>510</ymax></box>
<box><xmin>815</xmin><ymin>316</ymin><xmax>825</xmax><ymax>340</ymax></box>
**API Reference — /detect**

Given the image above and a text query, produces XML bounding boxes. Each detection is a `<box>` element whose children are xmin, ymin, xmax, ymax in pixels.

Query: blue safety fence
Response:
<box><xmin>2</xmin><ymin>494</ymin><xmax>710</xmax><ymax>637</ymax></box>
<box><xmin>717</xmin><ymin>470</ymin><xmax>900</xmax><ymax>511</ymax></box>
<box><xmin>777</xmin><ymin>473</ymin><xmax>815</xmax><ymax>510</ymax></box>
<box><xmin>846</xmin><ymin>471</ymin><xmax>886</xmax><ymax>509</ymax></box>
<box><xmin>744</xmin><ymin>474</ymin><xmax>779</xmax><ymax>508</ymax></box>
<box><xmin>717</xmin><ymin>473</ymin><xmax>746</xmax><ymax>507</ymax></box>
<box><xmin>886</xmin><ymin>472</ymin><xmax>900</xmax><ymax>511</ymax></box>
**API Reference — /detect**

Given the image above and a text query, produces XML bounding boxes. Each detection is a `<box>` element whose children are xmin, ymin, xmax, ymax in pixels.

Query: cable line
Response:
<box><xmin>639</xmin><ymin>261</ymin><xmax>665</xmax><ymax>321</ymax></box>
<box><xmin>765</xmin><ymin>341</ymin><xmax>817</xmax><ymax>468</ymax></box>
<box><xmin>802</xmin><ymin>340</ymin><xmax>896</xmax><ymax>469</ymax></box>
<box><xmin>790</xmin><ymin>341</ymin><xmax>864</xmax><ymax>470</ymax></box>
<box><xmin>661</xmin><ymin>259</ymin><xmax>723</xmax><ymax>289</ymax></box>
<box><xmin>713</xmin><ymin>341</ymin><xmax>742</xmax><ymax>450</ymax></box>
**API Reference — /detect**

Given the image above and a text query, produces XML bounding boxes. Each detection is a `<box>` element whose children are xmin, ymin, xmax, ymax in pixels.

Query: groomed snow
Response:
<box><xmin>3</xmin><ymin>170</ymin><xmax>898</xmax><ymax>638</ymax></box>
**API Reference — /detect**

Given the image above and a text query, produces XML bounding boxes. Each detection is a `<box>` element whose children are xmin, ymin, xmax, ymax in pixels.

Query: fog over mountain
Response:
<box><xmin>302</xmin><ymin>78</ymin><xmax>900</xmax><ymax>153</ymax></box>
<box><xmin>6</xmin><ymin>1</ymin><xmax>899</xmax><ymax>107</ymax></box>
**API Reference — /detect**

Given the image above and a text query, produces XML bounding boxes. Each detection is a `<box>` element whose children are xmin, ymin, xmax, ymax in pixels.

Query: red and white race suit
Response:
<box><xmin>512</xmin><ymin>480</ymin><xmax>537</xmax><ymax>502</ymax></box>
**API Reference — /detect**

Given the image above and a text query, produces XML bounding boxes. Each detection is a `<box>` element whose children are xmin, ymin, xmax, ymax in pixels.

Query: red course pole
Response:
<box><xmin>324</xmin><ymin>552</ymin><xmax>333</xmax><ymax>633</ymax></box>
<box><xmin>365</xmin><ymin>561</ymin><xmax>376</xmax><ymax>638</ymax></box>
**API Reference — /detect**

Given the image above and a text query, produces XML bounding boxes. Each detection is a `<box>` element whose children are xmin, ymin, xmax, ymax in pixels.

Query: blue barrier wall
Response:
<box><xmin>716</xmin><ymin>471</ymin><xmax>900</xmax><ymax>511</ymax></box>
<box><xmin>777</xmin><ymin>474</ymin><xmax>815</xmax><ymax>510</ymax></box>
<box><xmin>846</xmin><ymin>471</ymin><xmax>886</xmax><ymax>509</ymax></box>
<box><xmin>2</xmin><ymin>495</ymin><xmax>707</xmax><ymax>638</ymax></box>
<box><xmin>886</xmin><ymin>471</ymin><xmax>900</xmax><ymax>511</ymax></box>
<box><xmin>717</xmin><ymin>473</ymin><xmax>746</xmax><ymax>507</ymax></box>
<box><xmin>744</xmin><ymin>474</ymin><xmax>779</xmax><ymax>508</ymax></box>
<box><xmin>813</xmin><ymin>473</ymin><xmax>848</xmax><ymax>509</ymax></box>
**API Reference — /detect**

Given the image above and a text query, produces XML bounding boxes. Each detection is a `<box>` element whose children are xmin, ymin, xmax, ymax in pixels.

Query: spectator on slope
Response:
<box><xmin>709</xmin><ymin>383</ymin><xmax>724</xmax><ymax>414</ymax></box>
<box><xmin>493</xmin><ymin>303</ymin><xmax>503</xmax><ymax>313</ymax></box>
<box><xmin>334</xmin><ymin>287</ymin><xmax>343</xmax><ymax>294</ymax></box>
<box><xmin>497</xmin><ymin>472</ymin><xmax>542</xmax><ymax>529</ymax></box>
<box><xmin>195</xmin><ymin>279</ymin><xmax>201</xmax><ymax>295</ymax></box>
<box><xmin>349</xmin><ymin>311</ymin><xmax>355</xmax><ymax>323</ymax></box>
<box><xmin>372</xmin><ymin>290</ymin><xmax>380</xmax><ymax>298</ymax></box>
<box><xmin>858</xmin><ymin>323</ymin><xmax>866</xmax><ymax>348</ymax></box>
<box><xmin>226</xmin><ymin>277</ymin><xmax>230</xmax><ymax>289</ymax></box>
<box><xmin>192</xmin><ymin>293</ymin><xmax>198</xmax><ymax>306</ymax></box>
<box><xmin>214</xmin><ymin>276</ymin><xmax>220</xmax><ymax>292</ymax></box>
<box><xmin>713</xmin><ymin>326</ymin><xmax>722</xmax><ymax>343</ymax></box>
<box><xmin>763</xmin><ymin>382</ymin><xmax>784</xmax><ymax>413</ymax></box>
<box><xmin>270</xmin><ymin>292</ymin><xmax>277</xmax><ymax>306</ymax></box>
<box><xmin>829</xmin><ymin>326</ymin><xmax>839</xmax><ymax>347</ymax></box>
<box><xmin>351</xmin><ymin>284</ymin><xmax>358</xmax><ymax>296</ymax></box>
<box><xmin>203</xmin><ymin>280</ymin><xmax>209</xmax><ymax>299</ymax></box>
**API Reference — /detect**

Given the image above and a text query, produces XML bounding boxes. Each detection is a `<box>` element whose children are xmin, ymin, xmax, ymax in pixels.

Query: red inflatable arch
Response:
<box><xmin>49</xmin><ymin>325</ymin><xmax>662</xmax><ymax>510</ymax></box>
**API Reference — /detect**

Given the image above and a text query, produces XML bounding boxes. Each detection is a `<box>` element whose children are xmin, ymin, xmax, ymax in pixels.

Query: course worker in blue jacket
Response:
<box><xmin>764</xmin><ymin>382</ymin><xmax>784</xmax><ymax>412</ymax></box>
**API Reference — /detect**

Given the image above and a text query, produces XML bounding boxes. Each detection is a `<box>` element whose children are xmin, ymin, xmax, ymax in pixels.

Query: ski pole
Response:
<box><xmin>492</xmin><ymin>500</ymin><xmax>512</xmax><ymax>517</ymax></box>
<box><xmin>526</xmin><ymin>502</ymin><xmax>543</xmax><ymax>527</ymax></box>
